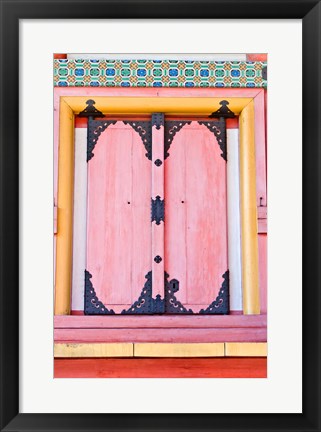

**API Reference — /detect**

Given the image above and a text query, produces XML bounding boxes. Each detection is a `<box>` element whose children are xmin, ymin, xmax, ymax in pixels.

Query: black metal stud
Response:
<box><xmin>154</xmin><ymin>256</ymin><xmax>162</xmax><ymax>263</ymax></box>
<box><xmin>154</xmin><ymin>159</ymin><xmax>163</xmax><ymax>166</ymax></box>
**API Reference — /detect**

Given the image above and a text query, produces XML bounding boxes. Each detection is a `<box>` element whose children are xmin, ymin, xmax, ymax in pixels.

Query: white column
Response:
<box><xmin>71</xmin><ymin>128</ymin><xmax>87</xmax><ymax>311</ymax></box>
<box><xmin>227</xmin><ymin>128</ymin><xmax>243</xmax><ymax>311</ymax></box>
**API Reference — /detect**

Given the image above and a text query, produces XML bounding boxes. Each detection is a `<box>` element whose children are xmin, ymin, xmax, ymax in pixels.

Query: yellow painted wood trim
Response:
<box><xmin>62</xmin><ymin>96</ymin><xmax>252</xmax><ymax>115</ymax></box>
<box><xmin>134</xmin><ymin>343</ymin><xmax>225</xmax><ymax>357</ymax></box>
<box><xmin>54</xmin><ymin>99</ymin><xmax>75</xmax><ymax>315</ymax></box>
<box><xmin>239</xmin><ymin>100</ymin><xmax>260</xmax><ymax>314</ymax></box>
<box><xmin>54</xmin><ymin>343</ymin><xmax>133</xmax><ymax>358</ymax></box>
<box><xmin>54</xmin><ymin>342</ymin><xmax>266</xmax><ymax>358</ymax></box>
<box><xmin>225</xmin><ymin>342</ymin><xmax>267</xmax><ymax>357</ymax></box>
<box><xmin>55</xmin><ymin>95</ymin><xmax>261</xmax><ymax>315</ymax></box>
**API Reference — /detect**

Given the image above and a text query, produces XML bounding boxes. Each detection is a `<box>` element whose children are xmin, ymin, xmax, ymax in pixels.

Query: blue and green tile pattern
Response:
<box><xmin>54</xmin><ymin>59</ymin><xmax>267</xmax><ymax>88</ymax></box>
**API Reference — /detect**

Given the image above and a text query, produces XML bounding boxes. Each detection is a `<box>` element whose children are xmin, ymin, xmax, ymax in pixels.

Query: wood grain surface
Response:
<box><xmin>54</xmin><ymin>357</ymin><xmax>267</xmax><ymax>378</ymax></box>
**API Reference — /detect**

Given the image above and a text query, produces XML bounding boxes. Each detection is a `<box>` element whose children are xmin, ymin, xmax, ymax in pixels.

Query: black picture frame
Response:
<box><xmin>1</xmin><ymin>1</ymin><xmax>320</xmax><ymax>431</ymax></box>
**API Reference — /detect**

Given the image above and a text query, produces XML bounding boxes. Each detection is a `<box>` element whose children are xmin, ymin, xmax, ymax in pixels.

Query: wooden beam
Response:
<box><xmin>55</xmin><ymin>327</ymin><xmax>267</xmax><ymax>343</ymax></box>
<box><xmin>225</xmin><ymin>342</ymin><xmax>267</xmax><ymax>357</ymax></box>
<box><xmin>54</xmin><ymin>343</ymin><xmax>133</xmax><ymax>358</ymax></box>
<box><xmin>54</xmin><ymin>314</ymin><xmax>267</xmax><ymax>328</ymax></box>
<box><xmin>134</xmin><ymin>343</ymin><xmax>224</xmax><ymax>357</ymax></box>
<box><xmin>54</xmin><ymin>357</ymin><xmax>267</xmax><ymax>378</ymax></box>
<box><xmin>62</xmin><ymin>96</ymin><xmax>252</xmax><ymax>115</ymax></box>
<box><xmin>54</xmin><ymin>341</ymin><xmax>266</xmax><ymax>358</ymax></box>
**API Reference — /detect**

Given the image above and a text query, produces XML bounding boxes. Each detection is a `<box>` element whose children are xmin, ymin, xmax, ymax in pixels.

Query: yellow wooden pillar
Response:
<box><xmin>239</xmin><ymin>101</ymin><xmax>260</xmax><ymax>314</ymax></box>
<box><xmin>54</xmin><ymin>99</ymin><xmax>75</xmax><ymax>314</ymax></box>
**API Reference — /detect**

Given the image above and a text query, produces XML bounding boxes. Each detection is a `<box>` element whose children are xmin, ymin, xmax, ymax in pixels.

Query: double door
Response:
<box><xmin>85</xmin><ymin>113</ymin><xmax>228</xmax><ymax>315</ymax></box>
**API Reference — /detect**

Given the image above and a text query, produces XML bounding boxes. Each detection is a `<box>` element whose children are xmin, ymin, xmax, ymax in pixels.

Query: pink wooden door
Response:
<box><xmin>85</xmin><ymin>120</ymin><xmax>153</xmax><ymax>314</ymax></box>
<box><xmin>164</xmin><ymin>119</ymin><xmax>228</xmax><ymax>314</ymax></box>
<box><xmin>84</xmin><ymin>114</ymin><xmax>229</xmax><ymax>315</ymax></box>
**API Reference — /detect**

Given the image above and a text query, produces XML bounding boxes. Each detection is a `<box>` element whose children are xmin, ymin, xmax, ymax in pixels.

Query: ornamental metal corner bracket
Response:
<box><xmin>199</xmin><ymin>270</ymin><xmax>230</xmax><ymax>315</ymax></box>
<box><xmin>122</xmin><ymin>120</ymin><xmax>152</xmax><ymax>160</ymax></box>
<box><xmin>164</xmin><ymin>120</ymin><xmax>192</xmax><ymax>159</ymax></box>
<box><xmin>84</xmin><ymin>270</ymin><xmax>115</xmax><ymax>315</ymax></box>
<box><xmin>121</xmin><ymin>271</ymin><xmax>164</xmax><ymax>314</ymax></box>
<box><xmin>121</xmin><ymin>271</ymin><xmax>193</xmax><ymax>314</ymax></box>
<box><xmin>84</xmin><ymin>269</ymin><xmax>229</xmax><ymax>315</ymax></box>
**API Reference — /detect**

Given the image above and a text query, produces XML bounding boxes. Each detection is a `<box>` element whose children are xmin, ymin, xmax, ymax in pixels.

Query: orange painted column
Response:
<box><xmin>151</xmin><ymin>113</ymin><xmax>165</xmax><ymax>299</ymax></box>
<box><xmin>54</xmin><ymin>99</ymin><xmax>75</xmax><ymax>315</ymax></box>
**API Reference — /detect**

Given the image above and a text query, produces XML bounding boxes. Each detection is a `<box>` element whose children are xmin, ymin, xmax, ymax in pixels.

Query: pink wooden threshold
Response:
<box><xmin>54</xmin><ymin>314</ymin><xmax>267</xmax><ymax>343</ymax></box>
<box><xmin>55</xmin><ymin>314</ymin><xmax>266</xmax><ymax>328</ymax></box>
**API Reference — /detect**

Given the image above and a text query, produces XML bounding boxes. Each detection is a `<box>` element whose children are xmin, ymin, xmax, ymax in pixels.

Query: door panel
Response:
<box><xmin>85</xmin><ymin>116</ymin><xmax>229</xmax><ymax>315</ymax></box>
<box><xmin>164</xmin><ymin>121</ymin><xmax>228</xmax><ymax>313</ymax></box>
<box><xmin>86</xmin><ymin>122</ymin><xmax>151</xmax><ymax>313</ymax></box>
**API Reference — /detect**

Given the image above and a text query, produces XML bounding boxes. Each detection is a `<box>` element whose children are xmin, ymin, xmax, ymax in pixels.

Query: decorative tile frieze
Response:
<box><xmin>54</xmin><ymin>59</ymin><xmax>267</xmax><ymax>88</ymax></box>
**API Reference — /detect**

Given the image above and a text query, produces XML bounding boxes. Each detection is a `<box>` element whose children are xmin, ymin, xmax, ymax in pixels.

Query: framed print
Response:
<box><xmin>1</xmin><ymin>0</ymin><xmax>320</xmax><ymax>431</ymax></box>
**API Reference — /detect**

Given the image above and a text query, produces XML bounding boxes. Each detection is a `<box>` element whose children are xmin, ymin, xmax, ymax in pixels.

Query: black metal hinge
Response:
<box><xmin>205</xmin><ymin>100</ymin><xmax>236</xmax><ymax>161</ymax></box>
<box><xmin>79</xmin><ymin>100</ymin><xmax>117</xmax><ymax>162</ymax></box>
<box><xmin>209</xmin><ymin>100</ymin><xmax>236</xmax><ymax>119</ymax></box>
<box><xmin>152</xmin><ymin>113</ymin><xmax>164</xmax><ymax>129</ymax></box>
<box><xmin>151</xmin><ymin>196</ymin><xmax>164</xmax><ymax>225</ymax></box>
<box><xmin>79</xmin><ymin>99</ymin><xmax>104</xmax><ymax>118</ymax></box>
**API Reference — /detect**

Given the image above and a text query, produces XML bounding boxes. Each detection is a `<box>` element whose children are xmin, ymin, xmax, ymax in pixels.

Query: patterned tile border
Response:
<box><xmin>54</xmin><ymin>59</ymin><xmax>267</xmax><ymax>88</ymax></box>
